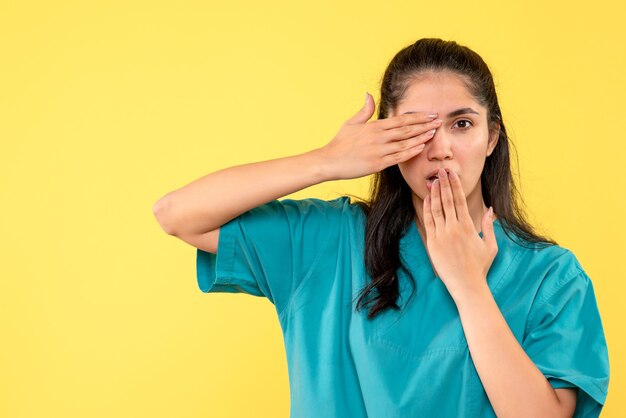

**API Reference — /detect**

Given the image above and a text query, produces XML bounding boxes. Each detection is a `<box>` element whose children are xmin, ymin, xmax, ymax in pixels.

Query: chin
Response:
<box><xmin>409</xmin><ymin>187</ymin><xmax>428</xmax><ymax>203</ymax></box>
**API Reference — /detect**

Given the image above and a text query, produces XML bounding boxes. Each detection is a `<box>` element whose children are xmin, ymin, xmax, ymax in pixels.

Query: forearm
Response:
<box><xmin>454</xmin><ymin>283</ymin><xmax>563</xmax><ymax>418</ymax></box>
<box><xmin>153</xmin><ymin>148</ymin><xmax>332</xmax><ymax>235</ymax></box>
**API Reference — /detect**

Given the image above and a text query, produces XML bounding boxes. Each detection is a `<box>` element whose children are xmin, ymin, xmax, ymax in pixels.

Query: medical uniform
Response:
<box><xmin>196</xmin><ymin>196</ymin><xmax>610</xmax><ymax>417</ymax></box>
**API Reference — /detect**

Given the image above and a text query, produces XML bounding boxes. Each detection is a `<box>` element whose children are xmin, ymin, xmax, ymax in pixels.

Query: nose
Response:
<box><xmin>426</xmin><ymin>127</ymin><xmax>453</xmax><ymax>161</ymax></box>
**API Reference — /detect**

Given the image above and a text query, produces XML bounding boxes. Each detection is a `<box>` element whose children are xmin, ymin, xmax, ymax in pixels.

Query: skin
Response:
<box><xmin>389</xmin><ymin>70</ymin><xmax>578</xmax><ymax>416</ymax></box>
<box><xmin>390</xmin><ymin>70</ymin><xmax>500</xmax><ymax>244</ymax></box>
<box><xmin>157</xmin><ymin>68</ymin><xmax>577</xmax><ymax>415</ymax></box>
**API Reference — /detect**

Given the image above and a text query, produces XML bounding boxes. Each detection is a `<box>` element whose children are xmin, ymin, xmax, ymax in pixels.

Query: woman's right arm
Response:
<box><xmin>152</xmin><ymin>93</ymin><xmax>442</xmax><ymax>250</ymax></box>
<box><xmin>152</xmin><ymin>149</ymin><xmax>331</xmax><ymax>238</ymax></box>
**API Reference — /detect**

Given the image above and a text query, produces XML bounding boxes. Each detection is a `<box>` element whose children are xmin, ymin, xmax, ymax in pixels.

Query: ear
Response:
<box><xmin>486</xmin><ymin>121</ymin><xmax>500</xmax><ymax>157</ymax></box>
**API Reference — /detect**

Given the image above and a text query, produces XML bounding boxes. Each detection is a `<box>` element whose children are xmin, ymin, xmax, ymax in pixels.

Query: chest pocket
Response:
<box><xmin>368</xmin><ymin>274</ymin><xmax>469</xmax><ymax>359</ymax></box>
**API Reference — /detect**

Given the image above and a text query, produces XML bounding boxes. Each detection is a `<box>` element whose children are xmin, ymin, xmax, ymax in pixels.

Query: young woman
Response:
<box><xmin>153</xmin><ymin>38</ymin><xmax>610</xmax><ymax>417</ymax></box>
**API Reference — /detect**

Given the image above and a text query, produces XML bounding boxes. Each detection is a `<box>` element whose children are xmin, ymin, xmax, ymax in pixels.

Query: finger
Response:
<box><xmin>448</xmin><ymin>169</ymin><xmax>473</xmax><ymax>225</ymax></box>
<box><xmin>376</xmin><ymin>112</ymin><xmax>438</xmax><ymax>130</ymax></box>
<box><xmin>430</xmin><ymin>178</ymin><xmax>446</xmax><ymax>231</ymax></box>
<box><xmin>380</xmin><ymin>129</ymin><xmax>435</xmax><ymax>157</ymax></box>
<box><xmin>481</xmin><ymin>207</ymin><xmax>498</xmax><ymax>254</ymax></box>
<box><xmin>381</xmin><ymin>142</ymin><xmax>427</xmax><ymax>166</ymax></box>
<box><xmin>438</xmin><ymin>168</ymin><xmax>457</xmax><ymax>223</ymax></box>
<box><xmin>380</xmin><ymin>119</ymin><xmax>442</xmax><ymax>143</ymax></box>
<box><xmin>345</xmin><ymin>92</ymin><xmax>375</xmax><ymax>125</ymax></box>
<box><xmin>423</xmin><ymin>194</ymin><xmax>436</xmax><ymax>238</ymax></box>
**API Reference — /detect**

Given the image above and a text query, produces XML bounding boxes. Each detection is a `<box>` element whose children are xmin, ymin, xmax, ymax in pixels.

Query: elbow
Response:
<box><xmin>153</xmin><ymin>195</ymin><xmax>177</xmax><ymax>236</ymax></box>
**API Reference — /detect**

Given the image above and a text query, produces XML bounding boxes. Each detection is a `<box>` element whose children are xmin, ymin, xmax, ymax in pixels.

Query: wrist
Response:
<box><xmin>451</xmin><ymin>280</ymin><xmax>492</xmax><ymax>309</ymax></box>
<box><xmin>306</xmin><ymin>147</ymin><xmax>337</xmax><ymax>183</ymax></box>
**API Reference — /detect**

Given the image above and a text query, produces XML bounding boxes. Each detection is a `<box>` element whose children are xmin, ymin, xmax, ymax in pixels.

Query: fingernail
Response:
<box><xmin>428</xmin><ymin>113</ymin><xmax>438</xmax><ymax>118</ymax></box>
<box><xmin>488</xmin><ymin>207</ymin><xmax>493</xmax><ymax>219</ymax></box>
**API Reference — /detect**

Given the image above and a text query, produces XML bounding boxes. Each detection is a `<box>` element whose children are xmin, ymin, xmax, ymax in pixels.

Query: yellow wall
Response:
<box><xmin>1</xmin><ymin>0</ymin><xmax>624</xmax><ymax>416</ymax></box>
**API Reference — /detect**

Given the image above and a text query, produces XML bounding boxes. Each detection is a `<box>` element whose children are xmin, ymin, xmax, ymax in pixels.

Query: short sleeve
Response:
<box><xmin>195</xmin><ymin>196</ymin><xmax>351</xmax><ymax>314</ymax></box>
<box><xmin>522</xmin><ymin>265</ymin><xmax>610</xmax><ymax>417</ymax></box>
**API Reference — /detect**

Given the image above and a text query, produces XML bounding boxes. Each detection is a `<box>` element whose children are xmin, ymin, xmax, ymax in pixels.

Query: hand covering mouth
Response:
<box><xmin>426</xmin><ymin>168</ymin><xmax>451</xmax><ymax>181</ymax></box>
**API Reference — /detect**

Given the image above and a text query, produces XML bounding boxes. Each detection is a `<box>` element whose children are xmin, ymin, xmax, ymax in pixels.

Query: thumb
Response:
<box><xmin>481</xmin><ymin>206</ymin><xmax>497</xmax><ymax>250</ymax></box>
<box><xmin>345</xmin><ymin>92</ymin><xmax>375</xmax><ymax>125</ymax></box>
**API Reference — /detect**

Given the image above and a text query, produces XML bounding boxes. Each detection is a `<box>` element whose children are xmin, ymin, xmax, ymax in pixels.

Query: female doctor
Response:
<box><xmin>153</xmin><ymin>38</ymin><xmax>610</xmax><ymax>417</ymax></box>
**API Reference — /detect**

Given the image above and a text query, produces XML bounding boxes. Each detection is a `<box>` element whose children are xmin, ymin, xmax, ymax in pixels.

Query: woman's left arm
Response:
<box><xmin>454</xmin><ymin>284</ymin><xmax>577</xmax><ymax>418</ymax></box>
<box><xmin>423</xmin><ymin>168</ymin><xmax>576</xmax><ymax>417</ymax></box>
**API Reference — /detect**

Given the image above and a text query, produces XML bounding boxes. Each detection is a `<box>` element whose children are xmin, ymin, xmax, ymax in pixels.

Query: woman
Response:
<box><xmin>153</xmin><ymin>38</ymin><xmax>610</xmax><ymax>417</ymax></box>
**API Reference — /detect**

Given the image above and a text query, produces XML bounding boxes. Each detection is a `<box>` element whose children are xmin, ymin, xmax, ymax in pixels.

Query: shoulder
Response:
<box><xmin>529</xmin><ymin>246</ymin><xmax>590</xmax><ymax>305</ymax></box>
<box><xmin>236</xmin><ymin>195</ymin><xmax>356</xmax><ymax>223</ymax></box>
<box><xmin>498</xmin><ymin>225</ymin><xmax>591</xmax><ymax>302</ymax></box>
<box><xmin>495</xmin><ymin>221</ymin><xmax>583</xmax><ymax>276</ymax></box>
<box><xmin>508</xmin><ymin>232</ymin><xmax>592</xmax><ymax>305</ymax></box>
<box><xmin>274</xmin><ymin>195</ymin><xmax>353</xmax><ymax>212</ymax></box>
<box><xmin>276</xmin><ymin>195</ymin><xmax>366</xmax><ymax>224</ymax></box>
<box><xmin>236</xmin><ymin>196</ymin><xmax>367</xmax><ymax>245</ymax></box>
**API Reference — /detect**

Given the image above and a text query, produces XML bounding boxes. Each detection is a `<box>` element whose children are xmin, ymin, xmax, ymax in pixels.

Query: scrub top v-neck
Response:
<box><xmin>196</xmin><ymin>196</ymin><xmax>610</xmax><ymax>418</ymax></box>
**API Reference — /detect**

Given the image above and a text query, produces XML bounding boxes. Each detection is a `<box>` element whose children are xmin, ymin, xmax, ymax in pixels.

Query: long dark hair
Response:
<box><xmin>349</xmin><ymin>38</ymin><xmax>558</xmax><ymax>320</ymax></box>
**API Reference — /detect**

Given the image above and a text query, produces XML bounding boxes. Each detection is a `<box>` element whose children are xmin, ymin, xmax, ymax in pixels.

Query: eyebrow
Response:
<box><xmin>403</xmin><ymin>107</ymin><xmax>480</xmax><ymax>118</ymax></box>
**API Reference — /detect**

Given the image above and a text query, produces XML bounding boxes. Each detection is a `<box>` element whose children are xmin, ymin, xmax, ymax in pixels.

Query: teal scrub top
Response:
<box><xmin>196</xmin><ymin>196</ymin><xmax>610</xmax><ymax>417</ymax></box>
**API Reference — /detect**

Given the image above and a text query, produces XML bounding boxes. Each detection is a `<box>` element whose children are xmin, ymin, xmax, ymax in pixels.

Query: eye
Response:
<box><xmin>453</xmin><ymin>119</ymin><xmax>473</xmax><ymax>130</ymax></box>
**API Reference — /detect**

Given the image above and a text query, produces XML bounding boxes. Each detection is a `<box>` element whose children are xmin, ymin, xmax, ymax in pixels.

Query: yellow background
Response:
<box><xmin>1</xmin><ymin>0</ymin><xmax>624</xmax><ymax>416</ymax></box>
